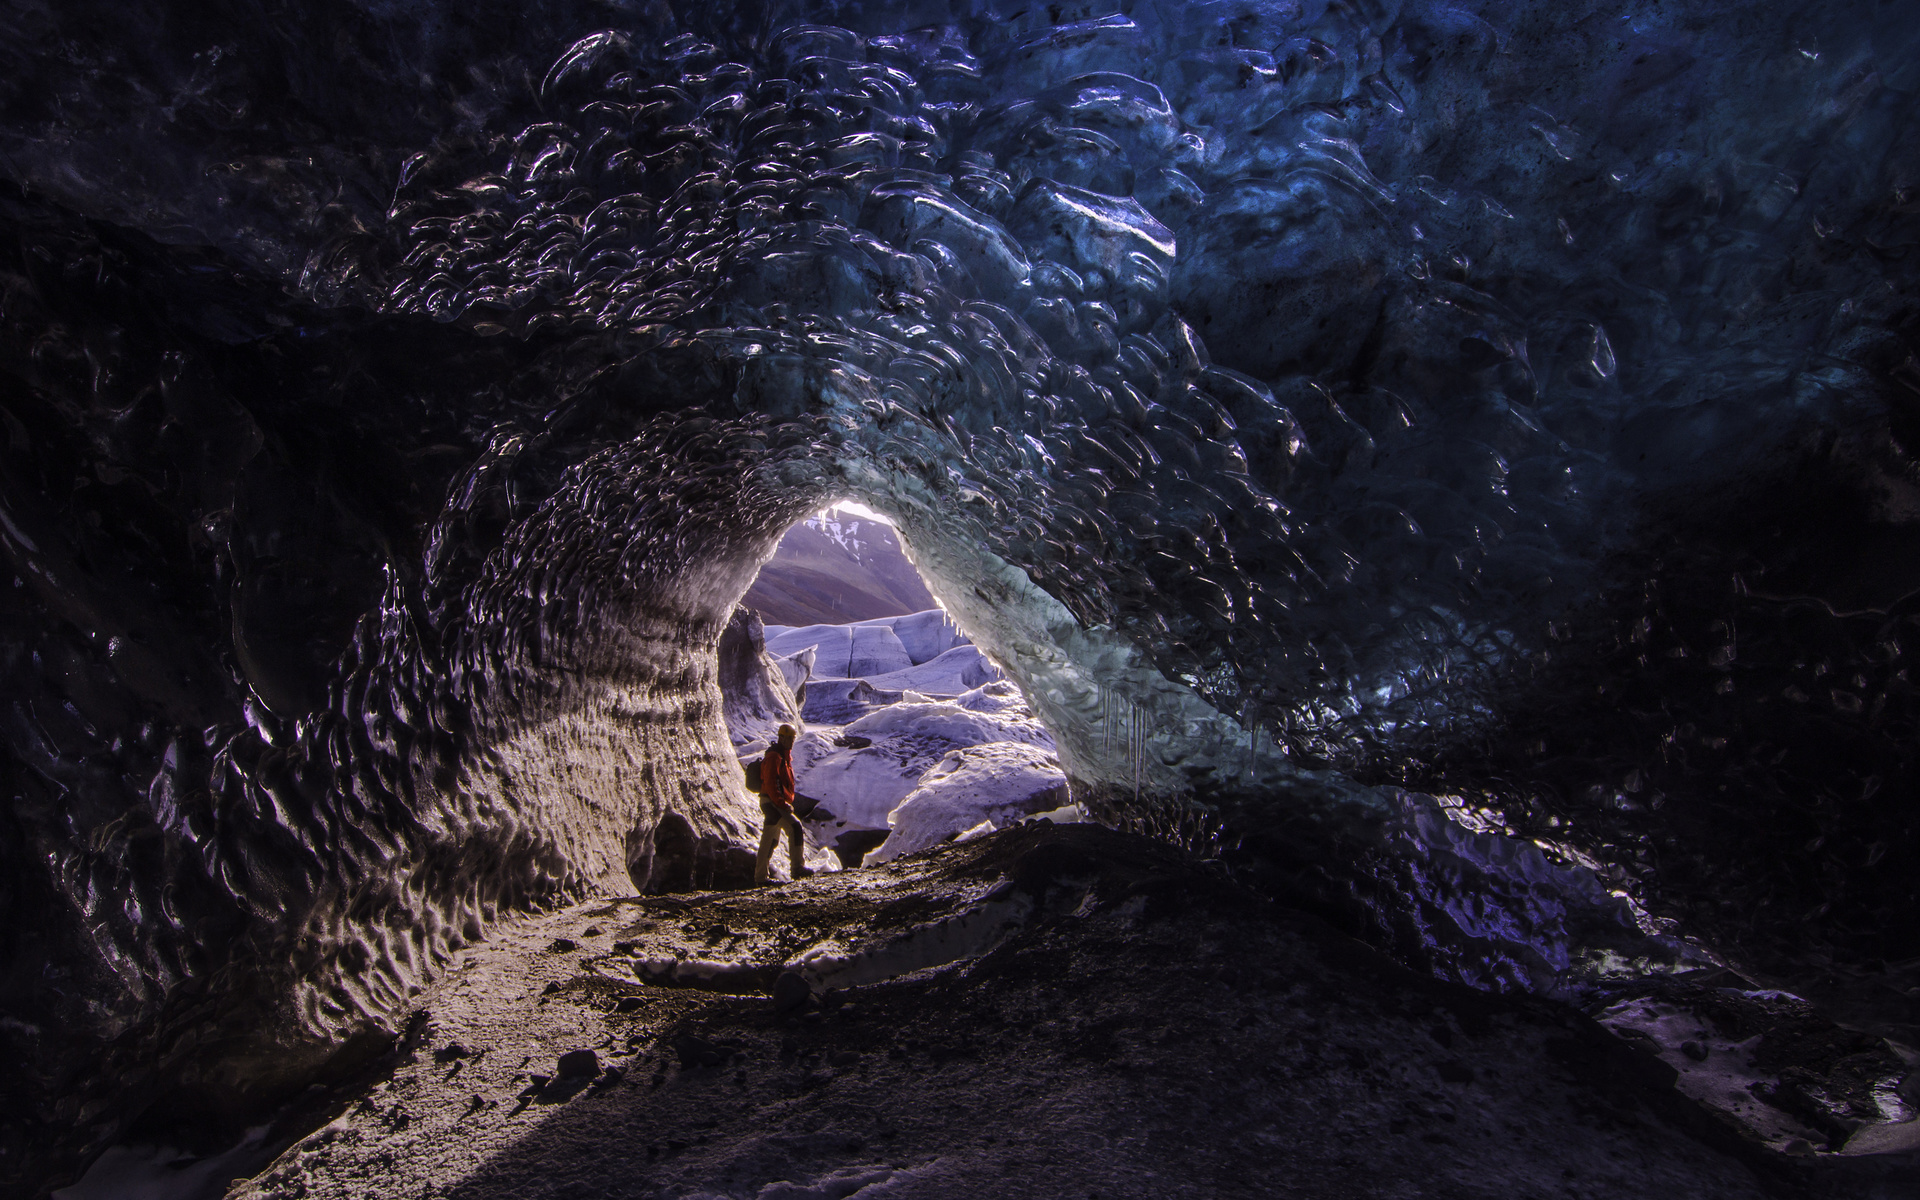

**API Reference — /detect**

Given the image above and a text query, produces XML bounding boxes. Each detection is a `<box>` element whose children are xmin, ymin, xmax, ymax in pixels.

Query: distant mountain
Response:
<box><xmin>742</xmin><ymin>510</ymin><xmax>937</xmax><ymax>626</ymax></box>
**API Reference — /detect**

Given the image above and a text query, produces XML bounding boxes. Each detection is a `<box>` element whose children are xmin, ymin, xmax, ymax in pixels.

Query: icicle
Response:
<box><xmin>1121</xmin><ymin>702</ymin><xmax>1136</xmax><ymax>806</ymax></box>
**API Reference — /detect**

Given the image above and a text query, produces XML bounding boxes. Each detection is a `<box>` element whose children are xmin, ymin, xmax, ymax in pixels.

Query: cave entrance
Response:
<box><xmin>727</xmin><ymin>501</ymin><xmax>1072</xmax><ymax>872</ymax></box>
<box><xmin>741</xmin><ymin>501</ymin><xmax>936</xmax><ymax>630</ymax></box>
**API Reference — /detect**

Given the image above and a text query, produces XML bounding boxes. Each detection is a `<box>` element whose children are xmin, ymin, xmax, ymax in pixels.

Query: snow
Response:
<box><xmin>766</xmin><ymin>624</ymin><xmax>853</xmax><ymax>677</ymax></box>
<box><xmin>824</xmin><ymin>499</ymin><xmax>894</xmax><ymax>526</ymax></box>
<box><xmin>738</xmin><ymin>611</ymin><xmax>1066</xmax><ymax>860</ymax></box>
<box><xmin>858</xmin><ymin>644</ymin><xmax>1002</xmax><ymax>697</ymax></box>
<box><xmin>767</xmin><ymin>610</ymin><xmax>976</xmax><ymax>682</ymax></box>
<box><xmin>789</xmin><ymin>700</ymin><xmax>1048</xmax><ymax>830</ymax></box>
<box><xmin>956</xmin><ymin>681</ymin><xmax>1028</xmax><ymax>715</ymax></box>
<box><xmin>789</xmin><ymin>728</ymin><xmax>937</xmax><ymax>829</ymax></box>
<box><xmin>866</xmin><ymin>742</ymin><xmax>1070</xmax><ymax>865</ymax></box>
<box><xmin>840</xmin><ymin>701</ymin><xmax>1050</xmax><ymax>752</ymax></box>
<box><xmin>850</xmin><ymin>608</ymin><xmax>968</xmax><ymax>665</ymax></box>
<box><xmin>1592</xmin><ymin>995</ymin><xmax>1859</xmax><ymax>1154</ymax></box>
<box><xmin>797</xmin><ymin>679</ymin><xmax>898</xmax><ymax>725</ymax></box>
<box><xmin>809</xmin><ymin>513</ymin><xmax>868</xmax><ymax>558</ymax></box>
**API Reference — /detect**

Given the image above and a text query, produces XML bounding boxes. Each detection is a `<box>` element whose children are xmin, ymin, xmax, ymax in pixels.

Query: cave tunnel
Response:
<box><xmin>4</xmin><ymin>0</ymin><xmax>1920</xmax><ymax>1194</ymax></box>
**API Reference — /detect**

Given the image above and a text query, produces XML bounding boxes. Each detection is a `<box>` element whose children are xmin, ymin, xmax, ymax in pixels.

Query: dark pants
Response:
<box><xmin>754</xmin><ymin>801</ymin><xmax>805</xmax><ymax>883</ymax></box>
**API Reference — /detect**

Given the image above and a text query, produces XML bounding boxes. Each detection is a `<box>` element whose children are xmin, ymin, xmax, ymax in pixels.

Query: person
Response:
<box><xmin>754</xmin><ymin>724</ymin><xmax>809</xmax><ymax>885</ymax></box>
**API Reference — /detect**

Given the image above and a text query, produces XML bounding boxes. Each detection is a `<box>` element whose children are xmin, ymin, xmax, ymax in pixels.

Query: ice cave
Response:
<box><xmin>3</xmin><ymin>0</ymin><xmax>1919</xmax><ymax>1195</ymax></box>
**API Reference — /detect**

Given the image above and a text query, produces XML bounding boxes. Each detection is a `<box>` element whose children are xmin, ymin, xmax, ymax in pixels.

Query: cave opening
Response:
<box><xmin>7</xmin><ymin>0</ymin><xmax>1920</xmax><ymax>1192</ymax></box>
<box><xmin>718</xmin><ymin>499</ymin><xmax>1076</xmax><ymax>877</ymax></box>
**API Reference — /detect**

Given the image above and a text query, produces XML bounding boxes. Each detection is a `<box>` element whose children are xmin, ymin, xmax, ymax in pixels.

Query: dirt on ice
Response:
<box><xmin>219</xmin><ymin>824</ymin><xmax>1905</xmax><ymax>1200</ymax></box>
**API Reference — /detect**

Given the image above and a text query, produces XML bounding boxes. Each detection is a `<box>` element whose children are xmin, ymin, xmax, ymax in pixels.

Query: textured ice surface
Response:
<box><xmin>869</xmin><ymin>609</ymin><xmax>970</xmax><ymax>665</ymax></box>
<box><xmin>719</xmin><ymin>606</ymin><xmax>808</xmax><ymax>751</ymax></box>
<box><xmin>856</xmin><ymin>643</ymin><xmax>1003</xmax><ymax>695</ymax></box>
<box><xmin>847</xmin><ymin>625</ymin><xmax>914</xmax><ymax>678</ymax></box>
<box><xmin>5</xmin><ymin>0</ymin><xmax>1920</xmax><ymax>1186</ymax></box>
<box><xmin>765</xmin><ymin>625</ymin><xmax>854</xmax><ymax>676</ymax></box>
<box><xmin>772</xmin><ymin>646</ymin><xmax>816</xmax><ymax>698</ymax></box>
<box><xmin>770</xmin><ymin>612</ymin><xmax>973</xmax><ymax>676</ymax></box>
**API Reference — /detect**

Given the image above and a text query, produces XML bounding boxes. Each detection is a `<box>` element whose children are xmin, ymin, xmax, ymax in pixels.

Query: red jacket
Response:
<box><xmin>761</xmin><ymin>743</ymin><xmax>796</xmax><ymax>811</ymax></box>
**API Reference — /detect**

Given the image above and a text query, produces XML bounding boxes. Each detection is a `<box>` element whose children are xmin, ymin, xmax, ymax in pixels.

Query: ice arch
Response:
<box><xmin>3</xmin><ymin>0</ymin><xmax>1920</xmax><ymax>1187</ymax></box>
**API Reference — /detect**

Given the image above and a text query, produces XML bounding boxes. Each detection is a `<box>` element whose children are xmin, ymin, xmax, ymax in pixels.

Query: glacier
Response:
<box><xmin>2</xmin><ymin>0</ymin><xmax>1919</xmax><ymax>1188</ymax></box>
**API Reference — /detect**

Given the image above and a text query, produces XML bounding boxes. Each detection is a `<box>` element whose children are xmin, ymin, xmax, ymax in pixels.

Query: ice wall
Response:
<box><xmin>3</xmin><ymin>0</ymin><xmax>1920</xmax><ymax>1187</ymax></box>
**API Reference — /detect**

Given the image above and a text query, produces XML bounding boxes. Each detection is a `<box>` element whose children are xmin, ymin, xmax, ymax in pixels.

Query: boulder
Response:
<box><xmin>556</xmin><ymin>1049</ymin><xmax>599</xmax><ymax>1079</ymax></box>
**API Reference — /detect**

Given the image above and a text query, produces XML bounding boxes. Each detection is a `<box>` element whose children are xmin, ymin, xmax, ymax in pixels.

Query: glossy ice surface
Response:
<box><xmin>3</xmin><ymin>0</ymin><xmax>1918</xmax><ymax>1188</ymax></box>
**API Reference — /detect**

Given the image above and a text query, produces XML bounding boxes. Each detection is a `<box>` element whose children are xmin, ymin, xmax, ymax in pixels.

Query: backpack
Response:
<box><xmin>744</xmin><ymin>757</ymin><xmax>763</xmax><ymax>793</ymax></box>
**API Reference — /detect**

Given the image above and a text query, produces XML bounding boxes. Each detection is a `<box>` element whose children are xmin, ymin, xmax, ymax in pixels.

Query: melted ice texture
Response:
<box><xmin>6</xmin><ymin>0</ymin><xmax>1920</xmax><ymax>1177</ymax></box>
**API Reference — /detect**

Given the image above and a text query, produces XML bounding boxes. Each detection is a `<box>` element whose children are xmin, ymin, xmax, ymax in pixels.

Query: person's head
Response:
<box><xmin>777</xmin><ymin>723</ymin><xmax>796</xmax><ymax>748</ymax></box>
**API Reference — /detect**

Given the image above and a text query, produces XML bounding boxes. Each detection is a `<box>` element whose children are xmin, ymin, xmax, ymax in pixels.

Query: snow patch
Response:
<box><xmin>867</xmin><ymin>743</ymin><xmax>1069</xmax><ymax>864</ymax></box>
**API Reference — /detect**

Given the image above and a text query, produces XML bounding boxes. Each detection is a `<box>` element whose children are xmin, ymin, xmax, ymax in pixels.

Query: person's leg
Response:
<box><xmin>754</xmin><ymin>814</ymin><xmax>781</xmax><ymax>884</ymax></box>
<box><xmin>784</xmin><ymin>814</ymin><xmax>806</xmax><ymax>878</ymax></box>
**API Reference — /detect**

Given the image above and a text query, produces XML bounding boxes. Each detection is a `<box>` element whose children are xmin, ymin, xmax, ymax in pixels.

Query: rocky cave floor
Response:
<box><xmin>145</xmin><ymin>825</ymin><xmax>1918</xmax><ymax>1200</ymax></box>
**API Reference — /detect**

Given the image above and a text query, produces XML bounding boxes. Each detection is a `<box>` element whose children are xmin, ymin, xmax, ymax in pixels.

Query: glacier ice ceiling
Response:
<box><xmin>2</xmin><ymin>0</ymin><xmax>1919</xmax><ymax>1186</ymax></box>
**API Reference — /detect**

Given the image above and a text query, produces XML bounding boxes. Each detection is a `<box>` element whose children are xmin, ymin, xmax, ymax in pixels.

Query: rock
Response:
<box><xmin>1436</xmin><ymin>1060</ymin><xmax>1475</xmax><ymax>1084</ymax></box>
<box><xmin>832</xmin><ymin>829</ymin><xmax>889</xmax><ymax>869</ymax></box>
<box><xmin>548</xmin><ymin>938</ymin><xmax>578</xmax><ymax>953</ymax></box>
<box><xmin>614</xmin><ymin>996</ymin><xmax>645</xmax><ymax>1014</ymax></box>
<box><xmin>1681</xmin><ymin>1040</ymin><xmax>1708</xmax><ymax>1062</ymax></box>
<box><xmin>557</xmin><ymin>1049</ymin><xmax>599</xmax><ymax>1079</ymax></box>
<box><xmin>773</xmin><ymin>971</ymin><xmax>814</xmax><ymax>1014</ymax></box>
<box><xmin>672</xmin><ymin>1033</ymin><xmax>730</xmax><ymax>1069</ymax></box>
<box><xmin>432</xmin><ymin>1043</ymin><xmax>472</xmax><ymax>1063</ymax></box>
<box><xmin>583</xmin><ymin>926</ymin><xmax>603</xmax><ymax>936</ymax></box>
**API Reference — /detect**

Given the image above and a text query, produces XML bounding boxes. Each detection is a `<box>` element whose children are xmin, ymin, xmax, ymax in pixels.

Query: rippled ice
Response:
<box><xmin>5</xmin><ymin>0</ymin><xmax>1920</xmax><ymax>1182</ymax></box>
